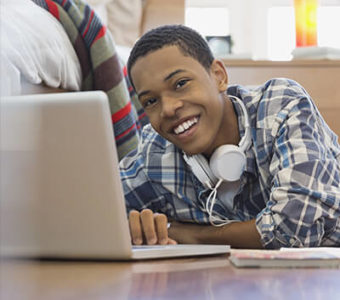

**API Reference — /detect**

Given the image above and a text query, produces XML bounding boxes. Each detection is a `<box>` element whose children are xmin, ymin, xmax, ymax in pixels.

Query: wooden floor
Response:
<box><xmin>1</xmin><ymin>255</ymin><xmax>340</xmax><ymax>300</ymax></box>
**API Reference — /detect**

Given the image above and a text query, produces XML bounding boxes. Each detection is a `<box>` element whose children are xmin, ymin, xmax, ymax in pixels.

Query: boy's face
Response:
<box><xmin>130</xmin><ymin>45</ymin><xmax>230</xmax><ymax>156</ymax></box>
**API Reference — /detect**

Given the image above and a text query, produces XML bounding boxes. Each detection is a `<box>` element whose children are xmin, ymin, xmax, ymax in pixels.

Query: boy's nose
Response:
<box><xmin>160</xmin><ymin>96</ymin><xmax>183</xmax><ymax>118</ymax></box>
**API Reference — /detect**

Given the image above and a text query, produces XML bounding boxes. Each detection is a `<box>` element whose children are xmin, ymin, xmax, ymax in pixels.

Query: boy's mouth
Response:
<box><xmin>173</xmin><ymin>116</ymin><xmax>199</xmax><ymax>135</ymax></box>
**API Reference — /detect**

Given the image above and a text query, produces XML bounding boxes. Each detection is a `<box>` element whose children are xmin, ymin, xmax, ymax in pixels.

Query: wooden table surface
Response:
<box><xmin>1</xmin><ymin>254</ymin><xmax>340</xmax><ymax>300</ymax></box>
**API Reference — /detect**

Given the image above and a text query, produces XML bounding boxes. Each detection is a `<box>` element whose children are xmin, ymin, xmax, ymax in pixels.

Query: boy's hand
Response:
<box><xmin>129</xmin><ymin>209</ymin><xmax>177</xmax><ymax>245</ymax></box>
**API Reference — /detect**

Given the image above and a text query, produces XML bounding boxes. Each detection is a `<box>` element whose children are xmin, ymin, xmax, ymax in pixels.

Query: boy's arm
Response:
<box><xmin>253</xmin><ymin>91</ymin><xmax>340</xmax><ymax>248</ymax></box>
<box><xmin>128</xmin><ymin>209</ymin><xmax>262</xmax><ymax>248</ymax></box>
<box><xmin>168</xmin><ymin>219</ymin><xmax>263</xmax><ymax>248</ymax></box>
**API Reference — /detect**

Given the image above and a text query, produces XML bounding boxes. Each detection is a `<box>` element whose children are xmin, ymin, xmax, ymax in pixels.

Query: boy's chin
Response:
<box><xmin>178</xmin><ymin>145</ymin><xmax>208</xmax><ymax>156</ymax></box>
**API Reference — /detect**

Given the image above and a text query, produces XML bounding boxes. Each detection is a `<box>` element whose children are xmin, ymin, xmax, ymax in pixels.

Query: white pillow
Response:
<box><xmin>0</xmin><ymin>0</ymin><xmax>82</xmax><ymax>96</ymax></box>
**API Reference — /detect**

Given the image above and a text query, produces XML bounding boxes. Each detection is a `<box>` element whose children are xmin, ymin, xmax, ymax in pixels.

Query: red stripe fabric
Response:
<box><xmin>33</xmin><ymin>0</ymin><xmax>149</xmax><ymax>159</ymax></box>
<box><xmin>112</xmin><ymin>102</ymin><xmax>132</xmax><ymax>123</ymax></box>
<box><xmin>46</xmin><ymin>0</ymin><xmax>59</xmax><ymax>19</ymax></box>
<box><xmin>93</xmin><ymin>25</ymin><xmax>106</xmax><ymax>45</ymax></box>
<box><xmin>115</xmin><ymin>123</ymin><xmax>136</xmax><ymax>140</ymax></box>
<box><xmin>138</xmin><ymin>112</ymin><xmax>146</xmax><ymax>121</ymax></box>
<box><xmin>123</xmin><ymin>66</ymin><xmax>127</xmax><ymax>77</ymax></box>
<box><xmin>83</xmin><ymin>10</ymin><xmax>94</xmax><ymax>37</ymax></box>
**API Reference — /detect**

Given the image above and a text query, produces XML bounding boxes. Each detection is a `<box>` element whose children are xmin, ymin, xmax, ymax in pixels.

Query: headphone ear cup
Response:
<box><xmin>209</xmin><ymin>145</ymin><xmax>246</xmax><ymax>182</ymax></box>
<box><xmin>183</xmin><ymin>154</ymin><xmax>217</xmax><ymax>188</ymax></box>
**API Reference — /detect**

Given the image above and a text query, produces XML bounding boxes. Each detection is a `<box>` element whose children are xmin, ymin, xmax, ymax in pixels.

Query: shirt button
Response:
<box><xmin>289</xmin><ymin>238</ymin><xmax>295</xmax><ymax>244</ymax></box>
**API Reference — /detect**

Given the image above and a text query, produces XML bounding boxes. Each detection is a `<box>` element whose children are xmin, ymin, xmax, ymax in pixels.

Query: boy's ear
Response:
<box><xmin>210</xmin><ymin>60</ymin><xmax>228</xmax><ymax>92</ymax></box>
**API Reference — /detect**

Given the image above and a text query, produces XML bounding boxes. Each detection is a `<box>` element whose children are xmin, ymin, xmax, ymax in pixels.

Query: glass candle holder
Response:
<box><xmin>294</xmin><ymin>0</ymin><xmax>318</xmax><ymax>47</ymax></box>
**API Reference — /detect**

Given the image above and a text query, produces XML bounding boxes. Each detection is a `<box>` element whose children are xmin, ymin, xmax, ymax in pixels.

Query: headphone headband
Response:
<box><xmin>228</xmin><ymin>95</ymin><xmax>251</xmax><ymax>153</ymax></box>
<box><xmin>183</xmin><ymin>95</ymin><xmax>252</xmax><ymax>186</ymax></box>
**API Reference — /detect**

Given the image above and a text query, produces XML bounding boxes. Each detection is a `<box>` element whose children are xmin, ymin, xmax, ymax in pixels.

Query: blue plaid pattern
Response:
<box><xmin>120</xmin><ymin>78</ymin><xmax>340</xmax><ymax>249</ymax></box>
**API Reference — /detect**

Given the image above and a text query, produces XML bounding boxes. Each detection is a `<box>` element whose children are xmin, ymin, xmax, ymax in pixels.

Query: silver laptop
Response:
<box><xmin>0</xmin><ymin>91</ymin><xmax>229</xmax><ymax>260</ymax></box>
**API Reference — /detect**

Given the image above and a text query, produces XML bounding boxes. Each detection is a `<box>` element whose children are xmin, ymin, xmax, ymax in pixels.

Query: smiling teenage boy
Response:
<box><xmin>119</xmin><ymin>25</ymin><xmax>340</xmax><ymax>249</ymax></box>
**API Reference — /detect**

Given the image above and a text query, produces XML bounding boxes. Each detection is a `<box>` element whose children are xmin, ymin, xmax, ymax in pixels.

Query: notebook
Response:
<box><xmin>229</xmin><ymin>248</ymin><xmax>340</xmax><ymax>268</ymax></box>
<box><xmin>0</xmin><ymin>91</ymin><xmax>230</xmax><ymax>260</ymax></box>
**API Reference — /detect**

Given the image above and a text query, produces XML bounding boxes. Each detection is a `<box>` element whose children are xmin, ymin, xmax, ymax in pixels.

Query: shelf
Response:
<box><xmin>221</xmin><ymin>59</ymin><xmax>340</xmax><ymax>67</ymax></box>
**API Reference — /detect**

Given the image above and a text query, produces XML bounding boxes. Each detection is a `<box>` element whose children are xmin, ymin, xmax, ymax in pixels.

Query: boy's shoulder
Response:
<box><xmin>258</xmin><ymin>78</ymin><xmax>310</xmax><ymax>100</ymax></box>
<box><xmin>228</xmin><ymin>78</ymin><xmax>310</xmax><ymax>103</ymax></box>
<box><xmin>229</xmin><ymin>78</ymin><xmax>313</xmax><ymax>117</ymax></box>
<box><xmin>228</xmin><ymin>78</ymin><xmax>315</xmax><ymax>136</ymax></box>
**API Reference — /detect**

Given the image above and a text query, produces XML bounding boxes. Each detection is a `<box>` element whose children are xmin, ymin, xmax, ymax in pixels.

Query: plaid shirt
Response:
<box><xmin>120</xmin><ymin>78</ymin><xmax>340</xmax><ymax>249</ymax></box>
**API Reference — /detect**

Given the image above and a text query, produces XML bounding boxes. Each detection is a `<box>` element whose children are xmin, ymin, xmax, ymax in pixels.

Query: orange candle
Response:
<box><xmin>294</xmin><ymin>0</ymin><xmax>318</xmax><ymax>47</ymax></box>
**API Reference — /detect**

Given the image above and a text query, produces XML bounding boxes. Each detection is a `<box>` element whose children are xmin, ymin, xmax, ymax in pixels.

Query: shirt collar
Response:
<box><xmin>228</xmin><ymin>93</ymin><xmax>257</xmax><ymax>177</ymax></box>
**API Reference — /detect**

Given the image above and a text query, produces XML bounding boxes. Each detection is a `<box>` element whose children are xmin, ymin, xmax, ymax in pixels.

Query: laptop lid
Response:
<box><xmin>0</xmin><ymin>91</ymin><xmax>230</xmax><ymax>260</ymax></box>
<box><xmin>0</xmin><ymin>91</ymin><xmax>136</xmax><ymax>259</ymax></box>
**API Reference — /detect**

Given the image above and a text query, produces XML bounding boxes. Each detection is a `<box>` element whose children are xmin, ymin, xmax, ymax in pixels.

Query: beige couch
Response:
<box><xmin>88</xmin><ymin>0</ymin><xmax>185</xmax><ymax>48</ymax></box>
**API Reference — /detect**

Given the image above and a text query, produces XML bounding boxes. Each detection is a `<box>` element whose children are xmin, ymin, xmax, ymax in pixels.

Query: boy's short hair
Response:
<box><xmin>127</xmin><ymin>25</ymin><xmax>215</xmax><ymax>90</ymax></box>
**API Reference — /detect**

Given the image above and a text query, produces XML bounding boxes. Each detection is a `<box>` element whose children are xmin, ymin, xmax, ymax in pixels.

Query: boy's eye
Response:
<box><xmin>143</xmin><ymin>97</ymin><xmax>158</xmax><ymax>108</ymax></box>
<box><xmin>175</xmin><ymin>79</ymin><xmax>189</xmax><ymax>89</ymax></box>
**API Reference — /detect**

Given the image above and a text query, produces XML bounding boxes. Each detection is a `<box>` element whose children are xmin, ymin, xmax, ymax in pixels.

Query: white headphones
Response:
<box><xmin>183</xmin><ymin>95</ymin><xmax>251</xmax><ymax>189</ymax></box>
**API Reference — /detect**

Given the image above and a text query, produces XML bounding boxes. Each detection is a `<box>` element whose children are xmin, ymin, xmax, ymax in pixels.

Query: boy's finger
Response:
<box><xmin>129</xmin><ymin>210</ymin><xmax>143</xmax><ymax>245</ymax></box>
<box><xmin>167</xmin><ymin>238</ymin><xmax>178</xmax><ymax>245</ymax></box>
<box><xmin>140</xmin><ymin>209</ymin><xmax>157</xmax><ymax>245</ymax></box>
<box><xmin>154</xmin><ymin>214</ymin><xmax>169</xmax><ymax>245</ymax></box>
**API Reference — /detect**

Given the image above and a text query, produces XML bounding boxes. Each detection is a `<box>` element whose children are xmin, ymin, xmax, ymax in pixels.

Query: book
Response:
<box><xmin>291</xmin><ymin>46</ymin><xmax>340</xmax><ymax>60</ymax></box>
<box><xmin>229</xmin><ymin>247</ymin><xmax>340</xmax><ymax>268</ymax></box>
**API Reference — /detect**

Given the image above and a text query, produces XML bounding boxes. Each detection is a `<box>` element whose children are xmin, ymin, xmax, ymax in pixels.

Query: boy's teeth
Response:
<box><xmin>174</xmin><ymin>117</ymin><xmax>198</xmax><ymax>135</ymax></box>
<box><xmin>175</xmin><ymin>125</ymin><xmax>185</xmax><ymax>134</ymax></box>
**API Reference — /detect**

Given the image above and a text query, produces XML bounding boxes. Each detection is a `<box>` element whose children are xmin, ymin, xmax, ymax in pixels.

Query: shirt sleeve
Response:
<box><xmin>255</xmin><ymin>94</ymin><xmax>340</xmax><ymax>249</ymax></box>
<box><xmin>119</xmin><ymin>149</ymin><xmax>169</xmax><ymax>215</ymax></box>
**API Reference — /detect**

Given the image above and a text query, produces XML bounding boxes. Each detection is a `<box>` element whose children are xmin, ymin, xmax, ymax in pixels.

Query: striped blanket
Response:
<box><xmin>32</xmin><ymin>0</ymin><xmax>148</xmax><ymax>160</ymax></box>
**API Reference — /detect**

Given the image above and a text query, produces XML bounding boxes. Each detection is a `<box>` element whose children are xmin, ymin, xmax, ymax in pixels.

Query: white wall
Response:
<box><xmin>186</xmin><ymin>0</ymin><xmax>340</xmax><ymax>60</ymax></box>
